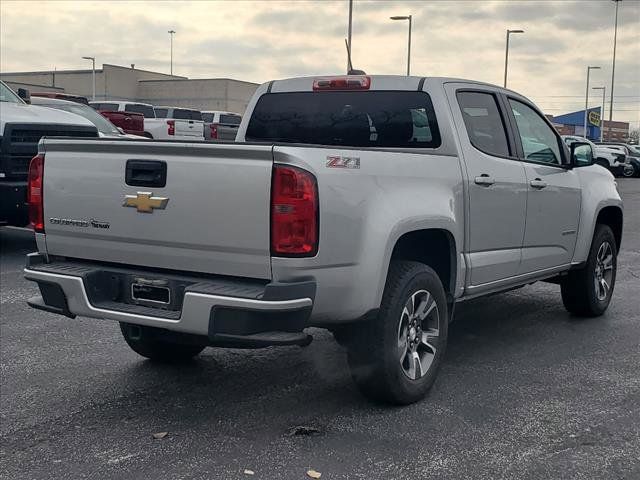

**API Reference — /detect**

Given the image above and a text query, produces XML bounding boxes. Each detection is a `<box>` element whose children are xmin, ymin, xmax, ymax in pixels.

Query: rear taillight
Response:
<box><xmin>28</xmin><ymin>154</ymin><xmax>44</xmax><ymax>233</ymax></box>
<box><xmin>167</xmin><ymin>120</ymin><xmax>175</xmax><ymax>135</ymax></box>
<box><xmin>271</xmin><ymin>165</ymin><xmax>318</xmax><ymax>257</ymax></box>
<box><xmin>210</xmin><ymin>123</ymin><xmax>219</xmax><ymax>139</ymax></box>
<box><xmin>313</xmin><ymin>76</ymin><xmax>371</xmax><ymax>91</ymax></box>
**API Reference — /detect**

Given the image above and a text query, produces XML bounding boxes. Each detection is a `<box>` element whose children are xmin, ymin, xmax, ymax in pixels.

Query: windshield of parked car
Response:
<box><xmin>627</xmin><ymin>145</ymin><xmax>640</xmax><ymax>155</ymax></box>
<box><xmin>0</xmin><ymin>82</ymin><xmax>23</xmax><ymax>103</ymax></box>
<box><xmin>40</xmin><ymin>101</ymin><xmax>120</xmax><ymax>135</ymax></box>
<box><xmin>246</xmin><ymin>91</ymin><xmax>441</xmax><ymax>148</ymax></box>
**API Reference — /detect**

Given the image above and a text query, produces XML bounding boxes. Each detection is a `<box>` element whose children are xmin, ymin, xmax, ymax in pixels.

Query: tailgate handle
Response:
<box><xmin>125</xmin><ymin>160</ymin><xmax>167</xmax><ymax>188</ymax></box>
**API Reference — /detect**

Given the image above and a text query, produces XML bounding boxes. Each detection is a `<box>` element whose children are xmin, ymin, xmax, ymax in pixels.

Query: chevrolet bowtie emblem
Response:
<box><xmin>123</xmin><ymin>192</ymin><xmax>169</xmax><ymax>213</ymax></box>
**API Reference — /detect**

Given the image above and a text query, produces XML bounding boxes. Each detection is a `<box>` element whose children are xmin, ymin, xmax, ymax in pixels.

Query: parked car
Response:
<box><xmin>30</xmin><ymin>97</ymin><xmax>141</xmax><ymax>138</ymax></box>
<box><xmin>89</xmin><ymin>101</ymin><xmax>199</xmax><ymax>140</ymax></box>
<box><xmin>0</xmin><ymin>81</ymin><xmax>98</xmax><ymax>227</ymax></box>
<box><xmin>153</xmin><ymin>106</ymin><xmax>204</xmax><ymax>140</ymax></box>
<box><xmin>561</xmin><ymin>135</ymin><xmax>632</xmax><ymax>177</ymax></box>
<box><xmin>25</xmin><ymin>75</ymin><xmax>622</xmax><ymax>405</ymax></box>
<box><xmin>30</xmin><ymin>92</ymin><xmax>89</xmax><ymax>105</ymax></box>
<box><xmin>595</xmin><ymin>142</ymin><xmax>640</xmax><ymax>177</ymax></box>
<box><xmin>202</xmin><ymin>110</ymin><xmax>242</xmax><ymax>141</ymax></box>
<box><xmin>94</xmin><ymin>109</ymin><xmax>145</xmax><ymax>137</ymax></box>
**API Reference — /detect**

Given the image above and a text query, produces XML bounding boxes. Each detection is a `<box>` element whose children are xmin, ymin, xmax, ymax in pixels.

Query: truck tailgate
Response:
<box><xmin>41</xmin><ymin>139</ymin><xmax>273</xmax><ymax>279</ymax></box>
<box><xmin>176</xmin><ymin>120</ymin><xmax>204</xmax><ymax>138</ymax></box>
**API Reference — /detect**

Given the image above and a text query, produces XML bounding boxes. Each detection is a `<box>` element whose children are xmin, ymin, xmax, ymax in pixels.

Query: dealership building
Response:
<box><xmin>547</xmin><ymin>107</ymin><xmax>630</xmax><ymax>143</ymax></box>
<box><xmin>0</xmin><ymin>63</ymin><xmax>259</xmax><ymax>114</ymax></box>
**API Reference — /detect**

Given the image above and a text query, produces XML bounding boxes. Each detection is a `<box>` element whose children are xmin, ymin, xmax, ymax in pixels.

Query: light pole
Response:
<box><xmin>347</xmin><ymin>0</ymin><xmax>353</xmax><ymax>72</ymax></box>
<box><xmin>609</xmin><ymin>0</ymin><xmax>621</xmax><ymax>121</ymax></box>
<box><xmin>81</xmin><ymin>56</ymin><xmax>96</xmax><ymax>100</ymax></box>
<box><xmin>168</xmin><ymin>30</ymin><xmax>176</xmax><ymax>76</ymax></box>
<box><xmin>503</xmin><ymin>29</ymin><xmax>524</xmax><ymax>88</ymax></box>
<box><xmin>584</xmin><ymin>66</ymin><xmax>601</xmax><ymax>139</ymax></box>
<box><xmin>390</xmin><ymin>15</ymin><xmax>412</xmax><ymax>76</ymax></box>
<box><xmin>592</xmin><ymin>86</ymin><xmax>606</xmax><ymax>142</ymax></box>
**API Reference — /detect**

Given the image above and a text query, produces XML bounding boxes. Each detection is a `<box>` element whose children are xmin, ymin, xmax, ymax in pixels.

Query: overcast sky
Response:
<box><xmin>1</xmin><ymin>0</ymin><xmax>638</xmax><ymax>126</ymax></box>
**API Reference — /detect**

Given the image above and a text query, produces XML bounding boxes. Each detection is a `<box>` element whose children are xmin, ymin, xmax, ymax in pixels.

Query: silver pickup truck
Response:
<box><xmin>24</xmin><ymin>75</ymin><xmax>623</xmax><ymax>405</ymax></box>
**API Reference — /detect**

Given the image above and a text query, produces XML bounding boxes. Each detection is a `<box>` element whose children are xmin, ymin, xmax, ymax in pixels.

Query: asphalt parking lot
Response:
<box><xmin>1</xmin><ymin>178</ymin><xmax>638</xmax><ymax>480</ymax></box>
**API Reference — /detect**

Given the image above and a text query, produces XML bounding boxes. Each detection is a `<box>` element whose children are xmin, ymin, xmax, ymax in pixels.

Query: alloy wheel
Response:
<box><xmin>397</xmin><ymin>289</ymin><xmax>439</xmax><ymax>380</ymax></box>
<box><xmin>594</xmin><ymin>241</ymin><xmax>614</xmax><ymax>301</ymax></box>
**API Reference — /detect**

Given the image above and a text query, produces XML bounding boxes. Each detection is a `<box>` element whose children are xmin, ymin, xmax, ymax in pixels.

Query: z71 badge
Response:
<box><xmin>326</xmin><ymin>155</ymin><xmax>360</xmax><ymax>169</ymax></box>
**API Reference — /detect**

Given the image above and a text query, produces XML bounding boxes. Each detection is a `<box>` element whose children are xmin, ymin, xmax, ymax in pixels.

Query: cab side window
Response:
<box><xmin>509</xmin><ymin>99</ymin><xmax>562</xmax><ymax>165</ymax></box>
<box><xmin>457</xmin><ymin>91</ymin><xmax>511</xmax><ymax>157</ymax></box>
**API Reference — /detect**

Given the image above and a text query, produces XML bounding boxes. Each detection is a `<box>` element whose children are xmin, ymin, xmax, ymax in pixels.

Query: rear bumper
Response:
<box><xmin>24</xmin><ymin>254</ymin><xmax>315</xmax><ymax>342</ymax></box>
<box><xmin>0</xmin><ymin>180</ymin><xmax>28</xmax><ymax>226</ymax></box>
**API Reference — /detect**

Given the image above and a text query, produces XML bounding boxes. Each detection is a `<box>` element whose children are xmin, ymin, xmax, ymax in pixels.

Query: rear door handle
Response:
<box><xmin>474</xmin><ymin>174</ymin><xmax>495</xmax><ymax>186</ymax></box>
<box><xmin>530</xmin><ymin>178</ymin><xmax>547</xmax><ymax>189</ymax></box>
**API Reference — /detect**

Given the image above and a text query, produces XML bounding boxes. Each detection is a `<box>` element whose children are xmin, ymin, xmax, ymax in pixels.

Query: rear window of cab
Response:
<box><xmin>246</xmin><ymin>91</ymin><xmax>441</xmax><ymax>148</ymax></box>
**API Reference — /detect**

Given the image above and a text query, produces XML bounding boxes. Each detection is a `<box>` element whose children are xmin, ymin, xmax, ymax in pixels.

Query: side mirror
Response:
<box><xmin>570</xmin><ymin>142</ymin><xmax>594</xmax><ymax>168</ymax></box>
<box><xmin>17</xmin><ymin>88</ymin><xmax>31</xmax><ymax>104</ymax></box>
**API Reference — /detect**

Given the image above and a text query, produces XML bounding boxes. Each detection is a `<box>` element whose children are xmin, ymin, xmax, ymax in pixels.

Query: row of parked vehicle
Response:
<box><xmin>20</xmin><ymin>90</ymin><xmax>243</xmax><ymax>142</ymax></box>
<box><xmin>562</xmin><ymin>135</ymin><xmax>640</xmax><ymax>178</ymax></box>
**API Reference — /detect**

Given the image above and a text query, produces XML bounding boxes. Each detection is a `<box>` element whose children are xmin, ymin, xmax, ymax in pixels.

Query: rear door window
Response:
<box><xmin>246</xmin><ymin>91</ymin><xmax>441</xmax><ymax>148</ymax></box>
<box><xmin>457</xmin><ymin>91</ymin><xmax>511</xmax><ymax>157</ymax></box>
<box><xmin>125</xmin><ymin>104</ymin><xmax>155</xmax><ymax>118</ymax></box>
<box><xmin>154</xmin><ymin>108</ymin><xmax>168</xmax><ymax>118</ymax></box>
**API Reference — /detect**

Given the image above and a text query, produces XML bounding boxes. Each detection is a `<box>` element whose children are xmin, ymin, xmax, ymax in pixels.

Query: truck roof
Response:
<box><xmin>267</xmin><ymin>75</ymin><xmax>515</xmax><ymax>94</ymax></box>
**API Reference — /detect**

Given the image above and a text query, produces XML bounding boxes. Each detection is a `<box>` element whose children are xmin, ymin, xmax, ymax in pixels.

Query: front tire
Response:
<box><xmin>561</xmin><ymin>225</ymin><xmax>617</xmax><ymax>317</ymax></box>
<box><xmin>120</xmin><ymin>323</ymin><xmax>205</xmax><ymax>363</ymax></box>
<box><xmin>346</xmin><ymin>261</ymin><xmax>448</xmax><ymax>405</ymax></box>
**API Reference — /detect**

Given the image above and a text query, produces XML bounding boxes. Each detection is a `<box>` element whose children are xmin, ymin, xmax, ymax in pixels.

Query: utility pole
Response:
<box><xmin>168</xmin><ymin>30</ymin><xmax>176</xmax><ymax>76</ymax></box>
<box><xmin>609</xmin><ymin>0</ymin><xmax>621</xmax><ymax>122</ymax></box>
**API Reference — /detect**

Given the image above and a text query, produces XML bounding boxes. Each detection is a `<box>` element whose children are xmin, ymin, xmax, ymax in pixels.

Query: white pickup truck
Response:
<box><xmin>25</xmin><ymin>75</ymin><xmax>623</xmax><ymax>405</ymax></box>
<box><xmin>89</xmin><ymin>101</ymin><xmax>202</xmax><ymax>141</ymax></box>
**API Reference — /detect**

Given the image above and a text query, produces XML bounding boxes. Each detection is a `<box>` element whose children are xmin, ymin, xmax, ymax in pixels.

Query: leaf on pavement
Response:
<box><xmin>307</xmin><ymin>470</ymin><xmax>322</xmax><ymax>479</ymax></box>
<box><xmin>244</xmin><ymin>470</ymin><xmax>255</xmax><ymax>476</ymax></box>
<box><xmin>152</xmin><ymin>431</ymin><xmax>168</xmax><ymax>439</ymax></box>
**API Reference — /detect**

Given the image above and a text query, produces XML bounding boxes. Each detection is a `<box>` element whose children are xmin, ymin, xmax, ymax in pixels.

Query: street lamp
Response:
<box><xmin>81</xmin><ymin>56</ymin><xmax>96</xmax><ymax>100</ymax></box>
<box><xmin>503</xmin><ymin>29</ymin><xmax>524</xmax><ymax>88</ymax></box>
<box><xmin>592</xmin><ymin>86</ymin><xmax>606</xmax><ymax>142</ymax></box>
<box><xmin>584</xmin><ymin>66</ymin><xmax>601</xmax><ymax>140</ymax></box>
<box><xmin>168</xmin><ymin>30</ymin><xmax>176</xmax><ymax>76</ymax></box>
<box><xmin>609</xmin><ymin>0</ymin><xmax>621</xmax><ymax>121</ymax></box>
<box><xmin>390</xmin><ymin>15</ymin><xmax>412</xmax><ymax>76</ymax></box>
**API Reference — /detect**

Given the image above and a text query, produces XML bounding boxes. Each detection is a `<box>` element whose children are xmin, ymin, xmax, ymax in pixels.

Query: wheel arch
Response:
<box><xmin>596</xmin><ymin>206</ymin><xmax>623</xmax><ymax>251</ymax></box>
<box><xmin>388</xmin><ymin>228</ymin><xmax>457</xmax><ymax>297</ymax></box>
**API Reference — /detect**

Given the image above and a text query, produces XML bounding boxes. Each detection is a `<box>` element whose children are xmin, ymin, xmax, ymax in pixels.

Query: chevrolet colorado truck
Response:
<box><xmin>24</xmin><ymin>75</ymin><xmax>623</xmax><ymax>405</ymax></box>
<box><xmin>0</xmin><ymin>81</ymin><xmax>98</xmax><ymax>227</ymax></box>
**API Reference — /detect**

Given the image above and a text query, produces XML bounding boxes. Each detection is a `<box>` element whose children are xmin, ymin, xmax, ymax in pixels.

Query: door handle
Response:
<box><xmin>474</xmin><ymin>174</ymin><xmax>495</xmax><ymax>186</ymax></box>
<box><xmin>530</xmin><ymin>178</ymin><xmax>547</xmax><ymax>189</ymax></box>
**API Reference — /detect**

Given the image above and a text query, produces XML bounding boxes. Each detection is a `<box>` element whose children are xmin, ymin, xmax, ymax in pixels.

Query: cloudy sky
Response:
<box><xmin>1</xmin><ymin>0</ymin><xmax>638</xmax><ymax>126</ymax></box>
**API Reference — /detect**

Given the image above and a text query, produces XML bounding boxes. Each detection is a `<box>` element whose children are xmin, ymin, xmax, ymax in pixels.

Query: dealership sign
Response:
<box><xmin>588</xmin><ymin>111</ymin><xmax>601</xmax><ymax>127</ymax></box>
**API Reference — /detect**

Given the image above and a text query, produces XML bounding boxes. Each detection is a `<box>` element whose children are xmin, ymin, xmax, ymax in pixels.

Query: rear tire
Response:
<box><xmin>561</xmin><ymin>225</ymin><xmax>617</xmax><ymax>317</ymax></box>
<box><xmin>346</xmin><ymin>261</ymin><xmax>448</xmax><ymax>405</ymax></box>
<box><xmin>120</xmin><ymin>322</ymin><xmax>205</xmax><ymax>363</ymax></box>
